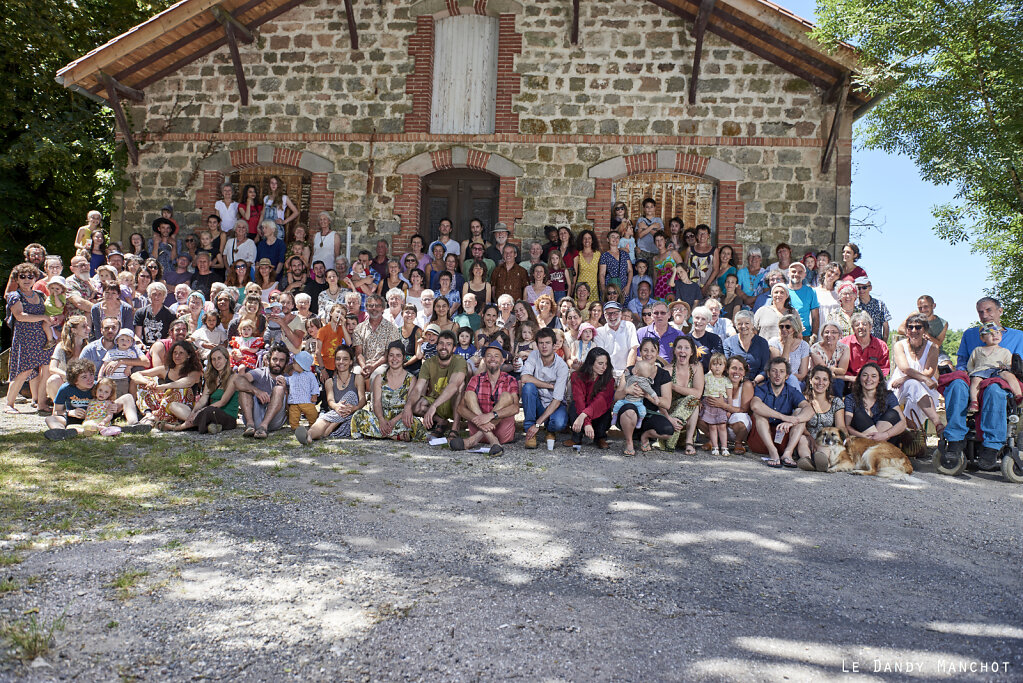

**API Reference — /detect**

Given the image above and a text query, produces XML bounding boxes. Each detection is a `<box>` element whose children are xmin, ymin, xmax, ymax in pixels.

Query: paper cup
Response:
<box><xmin>546</xmin><ymin>438</ymin><xmax>555</xmax><ymax>451</ymax></box>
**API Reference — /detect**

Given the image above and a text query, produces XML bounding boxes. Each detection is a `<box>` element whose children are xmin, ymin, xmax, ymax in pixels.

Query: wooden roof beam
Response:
<box><xmin>218</xmin><ymin>16</ymin><xmax>249</xmax><ymax>105</ymax></box>
<box><xmin>101</xmin><ymin>73</ymin><xmax>140</xmax><ymax>165</ymax></box>
<box><xmin>688</xmin><ymin>0</ymin><xmax>716</xmax><ymax>105</ymax></box>
<box><xmin>210</xmin><ymin>5</ymin><xmax>254</xmax><ymax>42</ymax></box>
<box><xmin>98</xmin><ymin>72</ymin><xmax>144</xmax><ymax>102</ymax></box>
<box><xmin>343</xmin><ymin>0</ymin><xmax>358</xmax><ymax>50</ymax></box>
<box><xmin>821</xmin><ymin>73</ymin><xmax>850</xmax><ymax>173</ymax></box>
<box><xmin>571</xmin><ymin>0</ymin><xmax>580</xmax><ymax>45</ymax></box>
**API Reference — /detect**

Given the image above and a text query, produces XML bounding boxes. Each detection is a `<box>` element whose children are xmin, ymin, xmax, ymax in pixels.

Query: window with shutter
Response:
<box><xmin>430</xmin><ymin>15</ymin><xmax>499</xmax><ymax>135</ymax></box>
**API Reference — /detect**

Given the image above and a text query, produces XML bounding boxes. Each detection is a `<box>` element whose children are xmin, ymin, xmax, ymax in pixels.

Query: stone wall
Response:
<box><xmin>113</xmin><ymin>0</ymin><xmax>852</xmax><ymax>259</ymax></box>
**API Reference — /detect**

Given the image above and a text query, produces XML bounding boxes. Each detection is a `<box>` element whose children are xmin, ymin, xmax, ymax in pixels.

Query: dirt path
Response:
<box><xmin>1</xmin><ymin>410</ymin><xmax>1021</xmax><ymax>681</ymax></box>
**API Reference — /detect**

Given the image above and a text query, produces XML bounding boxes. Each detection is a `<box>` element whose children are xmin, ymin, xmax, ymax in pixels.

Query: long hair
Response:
<box><xmin>804</xmin><ymin>364</ymin><xmax>834</xmax><ymax>403</ymax></box>
<box><xmin>60</xmin><ymin>314</ymin><xmax>88</xmax><ymax>358</ymax></box>
<box><xmin>851</xmin><ymin>361</ymin><xmax>889</xmax><ymax>408</ymax></box>
<box><xmin>204</xmin><ymin>346</ymin><xmax>232</xmax><ymax>393</ymax></box>
<box><xmin>169</xmin><ymin>340</ymin><xmax>203</xmax><ymax>377</ymax></box>
<box><xmin>578</xmin><ymin>347</ymin><xmax>614</xmax><ymax>397</ymax></box>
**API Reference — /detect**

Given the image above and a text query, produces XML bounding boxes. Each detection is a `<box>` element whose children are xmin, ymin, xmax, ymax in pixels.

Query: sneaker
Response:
<box><xmin>940</xmin><ymin>440</ymin><xmax>965</xmax><ymax>469</ymax></box>
<box><xmin>207</xmin><ymin>423</ymin><xmax>223</xmax><ymax>435</ymax></box>
<box><xmin>296</xmin><ymin>426</ymin><xmax>310</xmax><ymax>445</ymax></box>
<box><xmin>488</xmin><ymin>444</ymin><xmax>504</xmax><ymax>457</ymax></box>
<box><xmin>525</xmin><ymin>435</ymin><xmax>538</xmax><ymax>449</ymax></box>
<box><xmin>812</xmin><ymin>450</ymin><xmax>830</xmax><ymax>472</ymax></box>
<box><xmin>977</xmin><ymin>446</ymin><xmax>1000</xmax><ymax>471</ymax></box>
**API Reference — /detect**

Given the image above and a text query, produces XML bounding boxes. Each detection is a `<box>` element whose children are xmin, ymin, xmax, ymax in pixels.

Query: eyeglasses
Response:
<box><xmin>18</xmin><ymin>273</ymin><xmax>34</xmax><ymax>280</ymax></box>
<box><xmin>642</xmin><ymin>312</ymin><xmax>653</xmax><ymax>317</ymax></box>
<box><xmin>652</xmin><ymin>311</ymin><xmax>667</xmax><ymax>316</ymax></box>
<box><xmin>906</xmin><ymin>324</ymin><xmax>924</xmax><ymax>330</ymax></box>
<box><xmin>235</xmin><ymin>264</ymin><xmax>247</xmax><ymax>269</ymax></box>
<box><xmin>779</xmin><ymin>324</ymin><xmax>793</xmax><ymax>329</ymax></box>
<box><xmin>857</xmin><ymin>285</ymin><xmax>870</xmax><ymax>290</ymax></box>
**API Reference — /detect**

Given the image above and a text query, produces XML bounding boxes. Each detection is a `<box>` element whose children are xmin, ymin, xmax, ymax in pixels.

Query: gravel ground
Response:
<box><xmin>1</xmin><ymin>408</ymin><xmax>1021</xmax><ymax>682</ymax></box>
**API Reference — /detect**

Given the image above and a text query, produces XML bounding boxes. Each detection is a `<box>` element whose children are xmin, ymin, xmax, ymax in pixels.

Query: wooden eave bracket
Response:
<box><xmin>100</xmin><ymin>72</ymin><xmax>142</xmax><ymax>165</ymax></box>
<box><xmin>343</xmin><ymin>0</ymin><xmax>358</xmax><ymax>50</ymax></box>
<box><xmin>211</xmin><ymin>5</ymin><xmax>252</xmax><ymax>105</ymax></box>
<box><xmin>571</xmin><ymin>0</ymin><xmax>580</xmax><ymax>45</ymax></box>
<box><xmin>821</xmin><ymin>72</ymin><xmax>850</xmax><ymax>173</ymax></box>
<box><xmin>688</xmin><ymin>0</ymin><xmax>716</xmax><ymax>105</ymax></box>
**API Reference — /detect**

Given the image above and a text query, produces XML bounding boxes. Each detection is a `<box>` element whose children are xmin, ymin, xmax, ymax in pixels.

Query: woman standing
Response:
<box><xmin>127</xmin><ymin>232</ymin><xmax>150</xmax><ymax>261</ymax></box>
<box><xmin>315</xmin><ymin>305</ymin><xmax>349</xmax><ymax>380</ymax></box>
<box><xmin>4</xmin><ymin>263</ymin><xmax>53</xmax><ymax>413</ymax></box>
<box><xmin>379</xmin><ymin>260</ymin><xmax>408</xmax><ymax>296</ymax></box>
<box><xmin>238</xmin><ymin>184</ymin><xmax>262</xmax><ymax>237</ymax></box>
<box><xmin>688</xmin><ymin>305</ymin><xmax>724</xmax><ymax>373</ymax></box>
<box><xmin>720</xmin><ymin>274</ymin><xmax>743</xmax><ymax>320</ymax></box>
<box><xmin>534</xmin><ymin>294</ymin><xmax>559</xmax><ymax>329</ymax></box>
<box><xmin>797</xmin><ymin>365</ymin><xmax>847</xmax><ymax>471</ymax></box>
<box><xmin>598</xmin><ymin>230</ymin><xmax>633</xmax><ymax>303</ymax></box>
<box><xmin>888</xmin><ymin>313</ymin><xmax>943</xmax><ymax>433</ymax></box>
<box><xmin>402</xmin><ymin>234</ymin><xmax>431</xmax><ymax>274</ymax></box>
<box><xmin>286</xmin><ymin>223</ymin><xmax>313</xmax><ymax>270</ymax></box>
<box><xmin>615</xmin><ymin>338</ymin><xmax>680</xmax><ymax>456</ymax></box>
<box><xmin>814</xmin><ymin>263</ymin><xmax>843</xmax><ymax>335</ymax></box>
<box><xmin>651</xmin><ymin>232</ymin><xmax>684</xmax><ymax>301</ymax></box>
<box><xmin>564</xmin><ymin>348</ymin><xmax>616</xmax><ymax>450</ymax></box>
<box><xmin>256</xmin><ymin>220</ymin><xmax>286</xmax><ymax>277</ymax></box>
<box><xmin>556</xmin><ymin>226</ymin><xmax>578</xmax><ymax>271</ymax></box>
<box><xmin>687</xmin><ymin>225</ymin><xmax>717</xmax><ymax>287</ymax></box>
<box><xmin>89</xmin><ymin>230</ymin><xmax>108</xmax><ymax>276</ymax></box>
<box><xmin>430</xmin><ymin>296</ymin><xmax>459</xmax><ymax>334</ymax></box>
<box><xmin>664</xmin><ymin>336</ymin><xmax>705</xmax><ymax>454</ymax></box>
<box><xmin>261</xmin><ymin>175</ymin><xmax>298</xmax><ymax>241</ymax></box>
<box><xmin>476</xmin><ymin>304</ymin><xmax>502</xmax><ymax>348</ymax></box>
<box><xmin>90</xmin><ymin>282</ymin><xmax>134</xmax><ymax>340</ymax></box>
<box><xmin>769</xmin><ymin>313</ymin><xmax>811</xmax><ymax>389</ymax></box>
<box><xmin>839</xmin><ymin>362</ymin><xmax>906</xmax><ymax>442</ymax></box>
<box><xmin>462</xmin><ymin>260</ymin><xmax>492</xmax><ymax>307</ymax></box>
<box><xmin>810</xmin><ymin>322</ymin><xmax>850</xmax><ymax>395</ymax></box>
<box><xmin>707</xmin><ymin>244</ymin><xmax>737</xmax><ymax>293</ymax></box>
<box><xmin>839</xmin><ymin>242</ymin><xmax>867</xmax><ymax>282</ymax></box>
<box><xmin>132</xmin><ymin>340</ymin><xmax>203</xmax><ymax>427</ymax></box>
<box><xmin>573</xmin><ymin>230</ymin><xmax>601</xmax><ymax>306</ymax></box>
<box><xmin>350</xmin><ymin>342</ymin><xmax>427</xmax><ymax>441</ymax></box>
<box><xmin>317</xmin><ymin>269</ymin><xmax>347</xmax><ymax>320</ymax></box>
<box><xmin>298</xmin><ymin>346</ymin><xmax>366</xmax><ymax>443</ymax></box>
<box><xmin>825</xmin><ymin>281</ymin><xmax>859</xmax><ymax>337</ymax></box>
<box><xmin>167</xmin><ymin>347</ymin><xmax>239</xmax><ymax>434</ymax></box>
<box><xmin>561</xmin><ymin>306</ymin><xmax>583</xmax><ymax>350</ymax></box>
<box><xmin>253</xmin><ymin>258</ymin><xmax>280</xmax><ymax>304</ymax></box>
<box><xmin>132</xmin><ymin>270</ymin><xmax>152</xmax><ymax>310</ymax></box>
<box><xmin>524</xmin><ymin>264</ymin><xmax>553</xmax><ymax>305</ymax></box>
<box><xmin>405</xmin><ymin>268</ymin><xmax>427</xmax><ymax>312</ymax></box>
<box><xmin>398</xmin><ymin>304</ymin><xmax>422</xmax><ymax>372</ymax></box>
<box><xmin>546</xmin><ymin>250</ymin><xmax>573</xmax><ymax>303</ymax></box>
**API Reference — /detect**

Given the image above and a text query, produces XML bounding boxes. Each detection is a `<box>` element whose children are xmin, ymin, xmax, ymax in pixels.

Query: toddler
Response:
<box><xmin>967</xmin><ymin>322</ymin><xmax>1021</xmax><ymax>412</ymax></box>
<box><xmin>552</xmin><ymin>328</ymin><xmax>566</xmax><ymax>359</ymax></box>
<box><xmin>454</xmin><ymin>327</ymin><xmax>477</xmax><ymax>363</ymax></box>
<box><xmin>286</xmin><ymin>351</ymin><xmax>321</xmax><ymax>429</ymax></box>
<box><xmin>229</xmin><ymin>319</ymin><xmax>265</xmax><ymax>370</ymax></box>
<box><xmin>575</xmin><ymin>323</ymin><xmax>597</xmax><ymax>366</ymax></box>
<box><xmin>514</xmin><ymin>320</ymin><xmax>538</xmax><ymax>373</ymax></box>
<box><xmin>103</xmin><ymin>328</ymin><xmax>143</xmax><ymax>397</ymax></box>
<box><xmin>618</xmin><ymin>221</ymin><xmax>637</xmax><ymax>262</ymax></box>
<box><xmin>43</xmin><ymin>276</ymin><xmax>68</xmax><ymax>347</ymax></box>
<box><xmin>190</xmin><ymin>311</ymin><xmax>227</xmax><ymax>360</ymax></box>
<box><xmin>83</xmin><ymin>377</ymin><xmax>121</xmax><ymax>436</ymax></box>
<box><xmin>610</xmin><ymin>360</ymin><xmax>659</xmax><ymax>426</ymax></box>
<box><xmin>417</xmin><ymin>324</ymin><xmax>440</xmax><ymax>363</ymax></box>
<box><xmin>701</xmin><ymin>353</ymin><xmax>732</xmax><ymax>456</ymax></box>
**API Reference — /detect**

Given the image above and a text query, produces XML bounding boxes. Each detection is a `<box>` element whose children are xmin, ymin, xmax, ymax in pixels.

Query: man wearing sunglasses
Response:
<box><xmin>635</xmin><ymin>301</ymin><xmax>680</xmax><ymax>364</ymax></box>
<box><xmin>853</xmin><ymin>276</ymin><xmax>890</xmax><ymax>340</ymax></box>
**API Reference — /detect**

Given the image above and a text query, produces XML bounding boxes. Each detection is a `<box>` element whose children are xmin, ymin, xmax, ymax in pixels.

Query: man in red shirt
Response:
<box><xmin>449</xmin><ymin>341</ymin><xmax>519</xmax><ymax>456</ymax></box>
<box><xmin>842</xmin><ymin>310</ymin><xmax>890</xmax><ymax>382</ymax></box>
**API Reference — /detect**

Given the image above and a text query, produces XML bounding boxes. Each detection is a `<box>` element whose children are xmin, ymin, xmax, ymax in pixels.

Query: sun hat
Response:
<box><xmin>293</xmin><ymin>350</ymin><xmax>314</xmax><ymax>372</ymax></box>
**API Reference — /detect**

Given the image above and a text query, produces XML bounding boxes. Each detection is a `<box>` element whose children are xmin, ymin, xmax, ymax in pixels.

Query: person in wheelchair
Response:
<box><xmin>940</xmin><ymin>297</ymin><xmax>1023</xmax><ymax>471</ymax></box>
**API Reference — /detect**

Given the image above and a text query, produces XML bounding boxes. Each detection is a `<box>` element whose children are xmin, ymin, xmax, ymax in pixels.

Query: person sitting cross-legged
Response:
<box><xmin>234</xmin><ymin>342</ymin><xmax>290</xmax><ymax>439</ymax></box>
<box><xmin>405</xmin><ymin>330</ymin><xmax>467</xmax><ymax>437</ymax></box>
<box><xmin>749</xmin><ymin>356</ymin><xmax>813</xmax><ymax>468</ymax></box>
<box><xmin>449</xmin><ymin>341</ymin><xmax>520</xmax><ymax>456</ymax></box>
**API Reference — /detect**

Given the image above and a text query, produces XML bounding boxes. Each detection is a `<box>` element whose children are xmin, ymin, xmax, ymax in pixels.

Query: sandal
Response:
<box><xmin>684</xmin><ymin>442</ymin><xmax>696</xmax><ymax>456</ymax></box>
<box><xmin>968</xmin><ymin>401</ymin><xmax>980</xmax><ymax>414</ymax></box>
<box><xmin>448</xmin><ymin>436</ymin><xmax>465</xmax><ymax>451</ymax></box>
<box><xmin>253</xmin><ymin>427</ymin><xmax>268</xmax><ymax>439</ymax></box>
<box><xmin>243</xmin><ymin>426</ymin><xmax>256</xmax><ymax>438</ymax></box>
<box><xmin>3</xmin><ymin>405</ymin><xmax>20</xmax><ymax>415</ymax></box>
<box><xmin>623</xmin><ymin>445</ymin><xmax>636</xmax><ymax>457</ymax></box>
<box><xmin>782</xmin><ymin>457</ymin><xmax>798</xmax><ymax>468</ymax></box>
<box><xmin>732</xmin><ymin>444</ymin><xmax>746</xmax><ymax>455</ymax></box>
<box><xmin>765</xmin><ymin>458</ymin><xmax>782</xmax><ymax>468</ymax></box>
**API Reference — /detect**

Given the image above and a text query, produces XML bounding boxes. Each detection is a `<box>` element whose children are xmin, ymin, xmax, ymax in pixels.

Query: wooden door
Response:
<box><xmin>420</xmin><ymin>169</ymin><xmax>499</xmax><ymax>244</ymax></box>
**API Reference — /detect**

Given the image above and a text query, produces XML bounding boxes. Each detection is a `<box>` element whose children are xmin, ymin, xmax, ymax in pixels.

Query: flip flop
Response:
<box><xmin>765</xmin><ymin>459</ymin><xmax>782</xmax><ymax>468</ymax></box>
<box><xmin>782</xmin><ymin>458</ymin><xmax>799</xmax><ymax>468</ymax></box>
<box><xmin>640</xmin><ymin>441</ymin><xmax>652</xmax><ymax>452</ymax></box>
<box><xmin>684</xmin><ymin>443</ymin><xmax>696</xmax><ymax>456</ymax></box>
<box><xmin>623</xmin><ymin>446</ymin><xmax>636</xmax><ymax>457</ymax></box>
<box><xmin>3</xmin><ymin>405</ymin><xmax>20</xmax><ymax>415</ymax></box>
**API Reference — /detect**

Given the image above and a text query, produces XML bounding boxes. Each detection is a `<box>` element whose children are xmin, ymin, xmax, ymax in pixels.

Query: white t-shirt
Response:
<box><xmin>596</xmin><ymin>321</ymin><xmax>639</xmax><ymax>376</ymax></box>
<box><xmin>224</xmin><ymin>237</ymin><xmax>257</xmax><ymax>265</ymax></box>
<box><xmin>311</xmin><ymin>230</ymin><xmax>338</xmax><ymax>268</ymax></box>
<box><xmin>215</xmin><ymin>200</ymin><xmax>239</xmax><ymax>232</ymax></box>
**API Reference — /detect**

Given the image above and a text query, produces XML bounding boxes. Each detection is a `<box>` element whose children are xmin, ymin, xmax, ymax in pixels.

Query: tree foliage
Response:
<box><xmin>812</xmin><ymin>0</ymin><xmax>1023</xmax><ymax>325</ymax></box>
<box><xmin>0</xmin><ymin>0</ymin><xmax>169</xmax><ymax>276</ymax></box>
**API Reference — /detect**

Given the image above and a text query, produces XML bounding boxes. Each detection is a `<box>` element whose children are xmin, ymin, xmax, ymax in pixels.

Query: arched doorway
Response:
<box><xmin>420</xmin><ymin>168</ymin><xmax>500</xmax><ymax>243</ymax></box>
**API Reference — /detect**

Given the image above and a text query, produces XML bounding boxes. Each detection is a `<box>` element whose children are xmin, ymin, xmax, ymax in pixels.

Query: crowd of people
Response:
<box><xmin>5</xmin><ymin>187</ymin><xmax>1019</xmax><ymax>471</ymax></box>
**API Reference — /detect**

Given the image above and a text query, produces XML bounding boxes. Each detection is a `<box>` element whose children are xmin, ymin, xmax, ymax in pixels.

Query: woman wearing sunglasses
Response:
<box><xmin>888</xmin><ymin>313</ymin><xmax>943</xmax><ymax>434</ymax></box>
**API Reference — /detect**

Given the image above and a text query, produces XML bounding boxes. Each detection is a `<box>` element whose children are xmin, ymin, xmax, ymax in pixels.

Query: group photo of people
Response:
<box><xmin>5</xmin><ymin>184</ymin><xmax>1016</xmax><ymax>472</ymax></box>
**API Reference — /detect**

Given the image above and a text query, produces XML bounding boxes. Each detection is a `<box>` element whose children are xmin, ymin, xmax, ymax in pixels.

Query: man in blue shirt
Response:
<box><xmin>942</xmin><ymin>297</ymin><xmax>1023</xmax><ymax>470</ymax></box>
<box><xmin>635</xmin><ymin>300</ymin><xmax>681</xmax><ymax>364</ymax></box>
<box><xmin>750</xmin><ymin>357</ymin><xmax>812</xmax><ymax>467</ymax></box>
<box><xmin>787</xmin><ymin>262</ymin><xmax>819</xmax><ymax>341</ymax></box>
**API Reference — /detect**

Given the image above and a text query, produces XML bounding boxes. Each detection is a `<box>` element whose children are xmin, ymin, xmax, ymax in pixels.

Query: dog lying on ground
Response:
<box><xmin>815</xmin><ymin>427</ymin><xmax>914</xmax><ymax>480</ymax></box>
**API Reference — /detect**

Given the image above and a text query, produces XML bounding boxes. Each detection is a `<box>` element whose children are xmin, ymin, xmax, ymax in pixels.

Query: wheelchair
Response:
<box><xmin>935</xmin><ymin>390</ymin><xmax>1023</xmax><ymax>484</ymax></box>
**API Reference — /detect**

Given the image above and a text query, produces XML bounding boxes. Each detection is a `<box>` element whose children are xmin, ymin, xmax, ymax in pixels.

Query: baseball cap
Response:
<box><xmin>603</xmin><ymin>301</ymin><xmax>622</xmax><ymax>312</ymax></box>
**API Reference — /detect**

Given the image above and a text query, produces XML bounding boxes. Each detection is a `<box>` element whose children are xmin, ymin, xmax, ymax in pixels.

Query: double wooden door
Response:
<box><xmin>420</xmin><ymin>169</ymin><xmax>499</xmax><ymax>244</ymax></box>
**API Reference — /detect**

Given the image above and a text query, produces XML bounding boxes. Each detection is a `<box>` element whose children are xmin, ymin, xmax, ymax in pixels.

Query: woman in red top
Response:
<box><xmin>839</xmin><ymin>242</ymin><xmax>867</xmax><ymax>282</ymax></box>
<box><xmin>564</xmin><ymin>347</ymin><xmax>616</xmax><ymax>450</ymax></box>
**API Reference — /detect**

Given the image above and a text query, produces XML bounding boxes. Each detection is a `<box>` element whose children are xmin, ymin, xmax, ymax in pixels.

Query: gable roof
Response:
<box><xmin>57</xmin><ymin>0</ymin><xmax>867</xmax><ymax>108</ymax></box>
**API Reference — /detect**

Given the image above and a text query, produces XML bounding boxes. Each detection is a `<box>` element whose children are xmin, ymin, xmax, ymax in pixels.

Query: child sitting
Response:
<box><xmin>967</xmin><ymin>322</ymin><xmax>1022</xmax><ymax>412</ymax></box>
<box><xmin>286</xmin><ymin>351</ymin><xmax>321</xmax><ymax>429</ymax></box>
<box><xmin>83</xmin><ymin>377</ymin><xmax>121</xmax><ymax>436</ymax></box>
<box><xmin>43</xmin><ymin>276</ymin><xmax>68</xmax><ymax>348</ymax></box>
<box><xmin>513</xmin><ymin>320</ymin><xmax>538</xmax><ymax>374</ymax></box>
<box><xmin>701</xmin><ymin>352</ymin><xmax>732</xmax><ymax>456</ymax></box>
<box><xmin>574</xmin><ymin>322</ymin><xmax>597</xmax><ymax>369</ymax></box>
<box><xmin>103</xmin><ymin>328</ymin><xmax>144</xmax><ymax>397</ymax></box>
<box><xmin>229</xmin><ymin>319</ymin><xmax>265</xmax><ymax>370</ymax></box>
<box><xmin>416</xmin><ymin>324</ymin><xmax>441</xmax><ymax>364</ymax></box>
<box><xmin>454</xmin><ymin>326</ymin><xmax>477</xmax><ymax>363</ymax></box>
<box><xmin>610</xmin><ymin>359</ymin><xmax>660</xmax><ymax>426</ymax></box>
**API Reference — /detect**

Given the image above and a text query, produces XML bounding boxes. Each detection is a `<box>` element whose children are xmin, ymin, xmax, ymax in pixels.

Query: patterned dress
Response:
<box><xmin>350</xmin><ymin>371</ymin><xmax>427</xmax><ymax>441</ymax></box>
<box><xmin>574</xmin><ymin>251</ymin><xmax>601</xmax><ymax>305</ymax></box>
<box><xmin>320</xmin><ymin>372</ymin><xmax>361</xmax><ymax>438</ymax></box>
<box><xmin>5</xmin><ymin>290</ymin><xmax>53</xmax><ymax>379</ymax></box>
<box><xmin>599</xmin><ymin>249</ymin><xmax>632</xmax><ymax>303</ymax></box>
<box><xmin>136</xmin><ymin>372</ymin><xmax>197</xmax><ymax>422</ymax></box>
<box><xmin>665</xmin><ymin>364</ymin><xmax>701</xmax><ymax>449</ymax></box>
<box><xmin>652</xmin><ymin>254</ymin><xmax>677</xmax><ymax>301</ymax></box>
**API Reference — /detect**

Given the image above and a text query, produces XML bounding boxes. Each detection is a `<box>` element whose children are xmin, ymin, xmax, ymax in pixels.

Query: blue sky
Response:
<box><xmin>780</xmin><ymin>0</ymin><xmax>990</xmax><ymax>330</ymax></box>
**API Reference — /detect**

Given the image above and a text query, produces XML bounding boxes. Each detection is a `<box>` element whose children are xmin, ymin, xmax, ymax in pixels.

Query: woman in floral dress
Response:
<box><xmin>350</xmin><ymin>342</ymin><xmax>427</xmax><ymax>441</ymax></box>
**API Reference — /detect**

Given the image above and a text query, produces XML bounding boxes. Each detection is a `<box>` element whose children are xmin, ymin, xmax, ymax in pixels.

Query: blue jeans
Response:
<box><xmin>944</xmin><ymin>378</ymin><xmax>1007</xmax><ymax>449</ymax></box>
<box><xmin>521</xmin><ymin>382</ymin><xmax>568</xmax><ymax>434</ymax></box>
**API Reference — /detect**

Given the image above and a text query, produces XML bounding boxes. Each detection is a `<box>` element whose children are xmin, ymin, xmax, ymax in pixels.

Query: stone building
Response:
<box><xmin>57</xmin><ymin>0</ymin><xmax>869</xmax><ymax>258</ymax></box>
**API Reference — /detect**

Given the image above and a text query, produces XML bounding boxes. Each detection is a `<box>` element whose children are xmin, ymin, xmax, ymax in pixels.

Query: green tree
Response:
<box><xmin>811</xmin><ymin>0</ymin><xmax>1023</xmax><ymax>325</ymax></box>
<box><xmin>0</xmin><ymin>0</ymin><xmax>168</xmax><ymax>277</ymax></box>
<box><xmin>942</xmin><ymin>328</ymin><xmax>964</xmax><ymax>358</ymax></box>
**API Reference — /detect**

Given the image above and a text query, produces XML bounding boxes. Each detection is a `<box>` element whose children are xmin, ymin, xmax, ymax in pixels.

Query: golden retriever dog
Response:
<box><xmin>816</xmin><ymin>427</ymin><xmax>914</xmax><ymax>480</ymax></box>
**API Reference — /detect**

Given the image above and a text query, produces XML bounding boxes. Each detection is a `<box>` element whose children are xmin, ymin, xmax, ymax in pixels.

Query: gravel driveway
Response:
<box><xmin>1</xmin><ymin>410</ymin><xmax>1020</xmax><ymax>682</ymax></box>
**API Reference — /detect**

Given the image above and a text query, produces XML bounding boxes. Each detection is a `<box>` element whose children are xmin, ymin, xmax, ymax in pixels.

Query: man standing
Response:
<box><xmin>485</xmin><ymin>222</ymin><xmax>512</xmax><ymax>263</ymax></box>
<box><xmin>941</xmin><ymin>297</ymin><xmax>1023</xmax><ymax>471</ymax></box>
<box><xmin>787</xmin><ymin>262</ymin><xmax>819</xmax><ymax>341</ymax></box>
<box><xmin>596</xmin><ymin>301</ymin><xmax>638</xmax><ymax>377</ymax></box>
<box><xmin>164</xmin><ymin>253</ymin><xmax>193</xmax><ymax>288</ymax></box>
<box><xmin>349</xmin><ymin>250</ymin><xmax>382</xmax><ymax>301</ymax></box>
<box><xmin>304</xmin><ymin>261</ymin><xmax>328</xmax><ymax>316</ymax></box>
<box><xmin>490</xmin><ymin>244</ymin><xmax>530</xmax><ymax>303</ymax></box>
<box><xmin>406</xmin><ymin>330</ymin><xmax>467</xmax><ymax>434</ymax></box>
<box><xmin>635</xmin><ymin>300</ymin><xmax>681</xmax><ymax>365</ymax></box>
<box><xmin>66</xmin><ymin>255</ymin><xmax>99</xmax><ymax>314</ymax></box>
<box><xmin>449</xmin><ymin>342</ymin><xmax>519</xmax><ymax>456</ymax></box>
<box><xmin>627</xmin><ymin>278</ymin><xmax>654</xmax><ymax>317</ymax></box>
<box><xmin>189</xmin><ymin>252</ymin><xmax>216</xmax><ymax>300</ymax></box>
<box><xmin>370</xmin><ymin>239</ymin><xmax>390</xmax><ymax>281</ymax></box>
<box><xmin>766</xmin><ymin>242</ymin><xmax>794</xmax><ymax>275</ymax></box>
<box><xmin>235</xmin><ymin>343</ymin><xmax>290</xmax><ymax>439</ymax></box>
<box><xmin>749</xmin><ymin>357</ymin><xmax>812</xmax><ymax>467</ymax></box>
<box><xmin>431</xmin><ymin>218</ymin><xmax>461</xmax><ymax>257</ymax></box>
<box><xmin>353</xmin><ymin>295</ymin><xmax>400</xmax><ymax>377</ymax></box>
<box><xmin>521</xmin><ymin>328</ymin><xmax>570</xmax><ymax>448</ymax></box>
<box><xmin>854</xmin><ymin>276</ymin><xmax>891</xmax><ymax>341</ymax></box>
<box><xmin>133</xmin><ymin>282</ymin><xmax>176</xmax><ymax>348</ymax></box>
<box><xmin>461</xmin><ymin>241</ymin><xmax>496</xmax><ymax>280</ymax></box>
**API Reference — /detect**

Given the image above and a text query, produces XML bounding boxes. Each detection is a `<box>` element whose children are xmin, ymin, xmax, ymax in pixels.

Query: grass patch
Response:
<box><xmin>0</xmin><ymin>578</ymin><xmax>17</xmax><ymax>594</ymax></box>
<box><xmin>0</xmin><ymin>553</ymin><xmax>22</xmax><ymax>567</ymax></box>
<box><xmin>107</xmin><ymin>569</ymin><xmax>149</xmax><ymax>600</ymax></box>
<box><xmin>0</xmin><ymin>614</ymin><xmax>65</xmax><ymax>661</ymax></box>
<box><xmin>0</xmin><ymin>431</ymin><xmax>225</xmax><ymax>537</ymax></box>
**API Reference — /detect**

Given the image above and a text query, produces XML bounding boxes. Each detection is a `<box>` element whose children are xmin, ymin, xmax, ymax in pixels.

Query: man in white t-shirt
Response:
<box><xmin>596</xmin><ymin>301</ymin><xmax>639</xmax><ymax>377</ymax></box>
<box><xmin>431</xmin><ymin>218</ymin><xmax>461</xmax><ymax>257</ymax></box>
